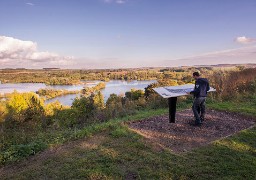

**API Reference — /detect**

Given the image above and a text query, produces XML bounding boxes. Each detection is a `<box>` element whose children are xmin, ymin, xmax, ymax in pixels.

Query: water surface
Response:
<box><xmin>0</xmin><ymin>80</ymin><xmax>156</xmax><ymax>106</ymax></box>
<box><xmin>46</xmin><ymin>80</ymin><xmax>156</xmax><ymax>106</ymax></box>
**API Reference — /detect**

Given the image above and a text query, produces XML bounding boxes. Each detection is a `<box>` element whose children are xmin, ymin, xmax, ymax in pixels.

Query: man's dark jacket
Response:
<box><xmin>190</xmin><ymin>78</ymin><xmax>210</xmax><ymax>98</ymax></box>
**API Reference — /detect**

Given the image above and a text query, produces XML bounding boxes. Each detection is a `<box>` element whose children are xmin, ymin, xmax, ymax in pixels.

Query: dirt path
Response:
<box><xmin>127</xmin><ymin>109</ymin><xmax>256</xmax><ymax>153</ymax></box>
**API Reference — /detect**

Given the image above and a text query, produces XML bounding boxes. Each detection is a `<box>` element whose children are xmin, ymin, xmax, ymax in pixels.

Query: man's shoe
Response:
<box><xmin>189</xmin><ymin>121</ymin><xmax>202</xmax><ymax>127</ymax></box>
<box><xmin>200</xmin><ymin>117</ymin><xmax>205</xmax><ymax>122</ymax></box>
<box><xmin>195</xmin><ymin>119</ymin><xmax>202</xmax><ymax>125</ymax></box>
<box><xmin>194</xmin><ymin>122</ymin><xmax>202</xmax><ymax>127</ymax></box>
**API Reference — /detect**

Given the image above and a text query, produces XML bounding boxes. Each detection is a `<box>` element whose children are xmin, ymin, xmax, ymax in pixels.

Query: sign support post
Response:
<box><xmin>168</xmin><ymin>97</ymin><xmax>177</xmax><ymax>123</ymax></box>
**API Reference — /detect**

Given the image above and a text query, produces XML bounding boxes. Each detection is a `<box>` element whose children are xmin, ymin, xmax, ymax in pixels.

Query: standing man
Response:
<box><xmin>189</xmin><ymin>72</ymin><xmax>210</xmax><ymax>126</ymax></box>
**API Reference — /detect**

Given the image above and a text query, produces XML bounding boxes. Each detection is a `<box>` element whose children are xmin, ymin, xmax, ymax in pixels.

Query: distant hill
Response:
<box><xmin>194</xmin><ymin>63</ymin><xmax>256</xmax><ymax>68</ymax></box>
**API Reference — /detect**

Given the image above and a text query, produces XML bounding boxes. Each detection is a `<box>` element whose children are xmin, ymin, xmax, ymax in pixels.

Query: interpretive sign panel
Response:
<box><xmin>153</xmin><ymin>84</ymin><xmax>216</xmax><ymax>123</ymax></box>
<box><xmin>153</xmin><ymin>84</ymin><xmax>216</xmax><ymax>98</ymax></box>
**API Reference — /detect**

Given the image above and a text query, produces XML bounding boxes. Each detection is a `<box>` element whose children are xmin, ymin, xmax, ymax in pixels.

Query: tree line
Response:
<box><xmin>0</xmin><ymin>67</ymin><xmax>215</xmax><ymax>85</ymax></box>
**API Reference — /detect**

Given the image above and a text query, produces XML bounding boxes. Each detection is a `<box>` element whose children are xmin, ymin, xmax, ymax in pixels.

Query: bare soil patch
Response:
<box><xmin>127</xmin><ymin>109</ymin><xmax>256</xmax><ymax>153</ymax></box>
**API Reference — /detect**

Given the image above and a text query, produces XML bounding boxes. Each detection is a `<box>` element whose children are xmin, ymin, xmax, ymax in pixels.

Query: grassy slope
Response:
<box><xmin>207</xmin><ymin>95</ymin><xmax>256</xmax><ymax>117</ymax></box>
<box><xmin>1</xmin><ymin>100</ymin><xmax>256</xmax><ymax>179</ymax></box>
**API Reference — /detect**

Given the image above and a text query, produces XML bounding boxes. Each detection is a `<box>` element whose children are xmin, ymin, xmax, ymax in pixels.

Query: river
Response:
<box><xmin>0</xmin><ymin>80</ymin><xmax>156</xmax><ymax>106</ymax></box>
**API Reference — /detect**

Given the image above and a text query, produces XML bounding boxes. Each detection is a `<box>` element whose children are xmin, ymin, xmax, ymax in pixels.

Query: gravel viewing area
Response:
<box><xmin>127</xmin><ymin>109</ymin><xmax>256</xmax><ymax>153</ymax></box>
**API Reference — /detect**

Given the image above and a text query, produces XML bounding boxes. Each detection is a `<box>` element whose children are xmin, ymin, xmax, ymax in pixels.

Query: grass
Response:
<box><xmin>207</xmin><ymin>95</ymin><xmax>256</xmax><ymax>116</ymax></box>
<box><xmin>0</xmin><ymin>107</ymin><xmax>169</xmax><ymax>166</ymax></box>
<box><xmin>1</xmin><ymin>97</ymin><xmax>256</xmax><ymax>179</ymax></box>
<box><xmin>2</xmin><ymin>123</ymin><xmax>256</xmax><ymax>179</ymax></box>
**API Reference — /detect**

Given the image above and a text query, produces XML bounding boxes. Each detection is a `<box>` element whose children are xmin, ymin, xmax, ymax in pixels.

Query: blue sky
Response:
<box><xmin>0</xmin><ymin>0</ymin><xmax>256</xmax><ymax>68</ymax></box>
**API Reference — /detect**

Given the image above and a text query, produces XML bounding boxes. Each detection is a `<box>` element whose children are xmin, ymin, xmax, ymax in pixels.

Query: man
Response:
<box><xmin>189</xmin><ymin>72</ymin><xmax>210</xmax><ymax>126</ymax></box>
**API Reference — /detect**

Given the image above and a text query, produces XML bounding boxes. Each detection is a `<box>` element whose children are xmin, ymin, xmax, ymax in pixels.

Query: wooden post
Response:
<box><xmin>168</xmin><ymin>97</ymin><xmax>177</xmax><ymax>123</ymax></box>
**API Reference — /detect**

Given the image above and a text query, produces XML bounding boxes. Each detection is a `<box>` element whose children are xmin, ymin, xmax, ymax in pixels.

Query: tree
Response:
<box><xmin>6</xmin><ymin>92</ymin><xmax>44</xmax><ymax>123</ymax></box>
<box><xmin>144</xmin><ymin>83</ymin><xmax>159</xmax><ymax>98</ymax></box>
<box><xmin>0</xmin><ymin>102</ymin><xmax>6</xmax><ymax>123</ymax></box>
<box><xmin>125</xmin><ymin>88</ymin><xmax>144</xmax><ymax>101</ymax></box>
<box><xmin>106</xmin><ymin>94</ymin><xmax>122</xmax><ymax>106</ymax></box>
<box><xmin>92</xmin><ymin>91</ymin><xmax>105</xmax><ymax>110</ymax></box>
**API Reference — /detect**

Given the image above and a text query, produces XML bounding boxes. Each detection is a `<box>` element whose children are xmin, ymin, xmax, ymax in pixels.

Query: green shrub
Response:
<box><xmin>53</xmin><ymin>108</ymin><xmax>81</xmax><ymax>128</ymax></box>
<box><xmin>125</xmin><ymin>88</ymin><xmax>144</xmax><ymax>100</ymax></box>
<box><xmin>0</xmin><ymin>140</ymin><xmax>47</xmax><ymax>165</ymax></box>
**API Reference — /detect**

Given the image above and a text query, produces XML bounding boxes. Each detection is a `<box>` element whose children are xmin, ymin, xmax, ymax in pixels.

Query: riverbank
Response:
<box><xmin>0</xmin><ymin>80</ymin><xmax>156</xmax><ymax>106</ymax></box>
<box><xmin>36</xmin><ymin>88</ymin><xmax>80</xmax><ymax>100</ymax></box>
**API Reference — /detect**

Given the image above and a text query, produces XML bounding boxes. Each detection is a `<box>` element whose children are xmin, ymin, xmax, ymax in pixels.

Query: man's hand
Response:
<box><xmin>184</xmin><ymin>89</ymin><xmax>192</xmax><ymax>95</ymax></box>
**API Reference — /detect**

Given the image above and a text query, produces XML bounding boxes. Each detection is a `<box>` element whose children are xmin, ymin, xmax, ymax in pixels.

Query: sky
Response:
<box><xmin>0</xmin><ymin>0</ymin><xmax>256</xmax><ymax>69</ymax></box>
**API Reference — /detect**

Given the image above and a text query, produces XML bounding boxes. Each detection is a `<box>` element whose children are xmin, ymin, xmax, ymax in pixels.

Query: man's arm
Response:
<box><xmin>190</xmin><ymin>83</ymin><xmax>200</xmax><ymax>96</ymax></box>
<box><xmin>206</xmin><ymin>81</ymin><xmax>210</xmax><ymax>92</ymax></box>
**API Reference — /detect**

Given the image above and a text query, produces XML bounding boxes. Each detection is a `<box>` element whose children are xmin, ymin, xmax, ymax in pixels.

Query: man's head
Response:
<box><xmin>192</xmin><ymin>72</ymin><xmax>200</xmax><ymax>80</ymax></box>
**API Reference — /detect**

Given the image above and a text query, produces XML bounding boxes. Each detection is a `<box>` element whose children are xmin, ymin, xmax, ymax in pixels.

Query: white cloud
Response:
<box><xmin>26</xmin><ymin>2</ymin><xmax>34</xmax><ymax>6</ymax></box>
<box><xmin>163</xmin><ymin>46</ymin><xmax>256</xmax><ymax>67</ymax></box>
<box><xmin>0</xmin><ymin>36</ymin><xmax>74</xmax><ymax>68</ymax></box>
<box><xmin>1</xmin><ymin>36</ymin><xmax>255</xmax><ymax>69</ymax></box>
<box><xmin>235</xmin><ymin>36</ymin><xmax>256</xmax><ymax>44</ymax></box>
<box><xmin>103</xmin><ymin>0</ymin><xmax>127</xmax><ymax>4</ymax></box>
<box><xmin>116</xmin><ymin>0</ymin><xmax>126</xmax><ymax>4</ymax></box>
